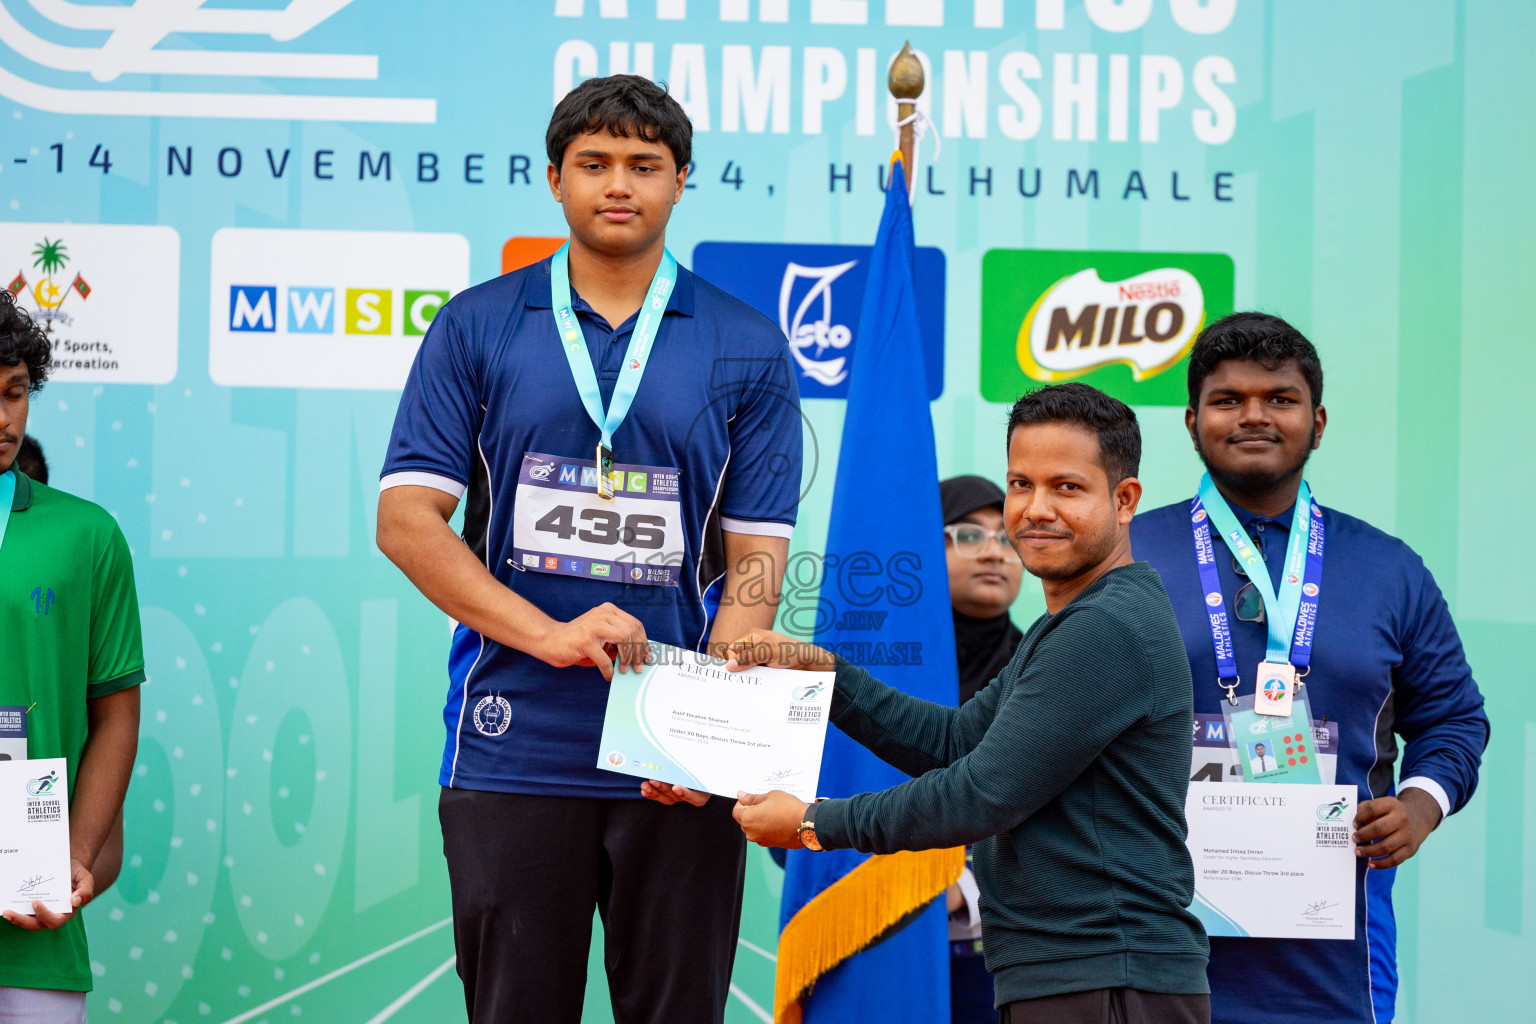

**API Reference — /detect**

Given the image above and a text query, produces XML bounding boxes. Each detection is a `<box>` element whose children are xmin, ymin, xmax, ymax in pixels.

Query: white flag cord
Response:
<box><xmin>894</xmin><ymin>108</ymin><xmax>941</xmax><ymax>204</ymax></box>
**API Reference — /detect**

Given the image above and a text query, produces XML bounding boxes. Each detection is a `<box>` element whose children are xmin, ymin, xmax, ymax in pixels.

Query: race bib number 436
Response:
<box><xmin>511</xmin><ymin>451</ymin><xmax>684</xmax><ymax>587</ymax></box>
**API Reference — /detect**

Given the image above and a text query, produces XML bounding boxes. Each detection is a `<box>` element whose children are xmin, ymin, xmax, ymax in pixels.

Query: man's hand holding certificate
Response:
<box><xmin>598</xmin><ymin>637</ymin><xmax>835</xmax><ymax>804</ymax></box>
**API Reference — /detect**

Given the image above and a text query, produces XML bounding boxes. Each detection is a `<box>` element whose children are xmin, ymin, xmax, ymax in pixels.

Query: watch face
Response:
<box><xmin>800</xmin><ymin>828</ymin><xmax>820</xmax><ymax>851</ymax></box>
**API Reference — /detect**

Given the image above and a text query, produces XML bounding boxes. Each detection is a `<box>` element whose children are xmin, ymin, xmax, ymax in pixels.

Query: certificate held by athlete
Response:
<box><xmin>0</xmin><ymin>757</ymin><xmax>72</xmax><ymax>917</ymax></box>
<box><xmin>597</xmin><ymin>643</ymin><xmax>834</xmax><ymax>803</ymax></box>
<box><xmin>1186</xmin><ymin>781</ymin><xmax>1357</xmax><ymax>940</ymax></box>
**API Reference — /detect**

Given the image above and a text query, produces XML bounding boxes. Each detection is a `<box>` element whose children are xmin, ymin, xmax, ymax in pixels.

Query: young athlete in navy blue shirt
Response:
<box><xmin>1131</xmin><ymin>313</ymin><xmax>1489</xmax><ymax>1024</ymax></box>
<box><xmin>378</xmin><ymin>76</ymin><xmax>802</xmax><ymax>1024</ymax></box>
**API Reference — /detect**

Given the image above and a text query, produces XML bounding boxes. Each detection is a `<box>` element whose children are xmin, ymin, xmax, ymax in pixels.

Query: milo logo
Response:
<box><xmin>1019</xmin><ymin>268</ymin><xmax>1203</xmax><ymax>383</ymax></box>
<box><xmin>981</xmin><ymin>250</ymin><xmax>1234</xmax><ymax>406</ymax></box>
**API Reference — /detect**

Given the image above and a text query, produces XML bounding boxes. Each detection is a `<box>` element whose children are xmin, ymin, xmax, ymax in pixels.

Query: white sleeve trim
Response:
<box><xmin>720</xmin><ymin>516</ymin><xmax>794</xmax><ymax>539</ymax></box>
<box><xmin>1399</xmin><ymin>776</ymin><xmax>1452</xmax><ymax>819</ymax></box>
<box><xmin>379</xmin><ymin>471</ymin><xmax>466</xmax><ymax>499</ymax></box>
<box><xmin>956</xmin><ymin>866</ymin><xmax>982</xmax><ymax>930</ymax></box>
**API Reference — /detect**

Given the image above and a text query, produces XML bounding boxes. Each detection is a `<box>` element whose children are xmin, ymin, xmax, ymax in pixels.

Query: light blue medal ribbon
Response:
<box><xmin>1196</xmin><ymin>471</ymin><xmax>1316</xmax><ymax>670</ymax></box>
<box><xmin>550</xmin><ymin>242</ymin><xmax>677</xmax><ymax>496</ymax></box>
<box><xmin>0</xmin><ymin>469</ymin><xmax>14</xmax><ymax>553</ymax></box>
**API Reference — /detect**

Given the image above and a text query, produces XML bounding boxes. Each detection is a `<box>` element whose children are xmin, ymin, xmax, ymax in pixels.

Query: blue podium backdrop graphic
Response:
<box><xmin>2</xmin><ymin>3</ymin><xmax>1531</xmax><ymax>1022</ymax></box>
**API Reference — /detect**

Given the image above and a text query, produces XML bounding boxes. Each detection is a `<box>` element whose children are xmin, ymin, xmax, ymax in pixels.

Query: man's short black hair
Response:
<box><xmin>1006</xmin><ymin>382</ymin><xmax>1141</xmax><ymax>485</ymax></box>
<box><xmin>546</xmin><ymin>75</ymin><xmax>692</xmax><ymax>171</ymax></box>
<box><xmin>0</xmin><ymin>287</ymin><xmax>51</xmax><ymax>393</ymax></box>
<box><xmin>18</xmin><ymin>434</ymin><xmax>47</xmax><ymax>484</ymax></box>
<box><xmin>1187</xmin><ymin>312</ymin><xmax>1323</xmax><ymax>408</ymax></box>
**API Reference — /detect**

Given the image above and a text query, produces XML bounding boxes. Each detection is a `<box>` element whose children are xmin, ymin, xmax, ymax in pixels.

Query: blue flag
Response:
<box><xmin>776</xmin><ymin>158</ymin><xmax>960</xmax><ymax>1023</ymax></box>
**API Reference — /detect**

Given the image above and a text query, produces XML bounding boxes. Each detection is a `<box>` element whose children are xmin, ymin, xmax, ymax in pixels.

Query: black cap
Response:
<box><xmin>940</xmin><ymin>475</ymin><xmax>1005</xmax><ymax>525</ymax></box>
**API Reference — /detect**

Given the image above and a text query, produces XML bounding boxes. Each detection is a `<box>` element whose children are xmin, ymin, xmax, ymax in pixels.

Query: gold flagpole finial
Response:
<box><xmin>888</xmin><ymin>42</ymin><xmax>924</xmax><ymax>191</ymax></box>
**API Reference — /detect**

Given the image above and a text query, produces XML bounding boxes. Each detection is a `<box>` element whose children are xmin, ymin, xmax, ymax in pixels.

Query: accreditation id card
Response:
<box><xmin>1222</xmin><ymin>690</ymin><xmax>1323</xmax><ymax>784</ymax></box>
<box><xmin>1191</xmin><ymin>710</ymin><xmax>1340</xmax><ymax>786</ymax></box>
<box><xmin>511</xmin><ymin>451</ymin><xmax>685</xmax><ymax>587</ymax></box>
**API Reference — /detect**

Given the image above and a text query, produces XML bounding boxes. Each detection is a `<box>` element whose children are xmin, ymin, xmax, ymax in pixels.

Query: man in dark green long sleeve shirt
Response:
<box><xmin>726</xmin><ymin>384</ymin><xmax>1211</xmax><ymax>1024</ymax></box>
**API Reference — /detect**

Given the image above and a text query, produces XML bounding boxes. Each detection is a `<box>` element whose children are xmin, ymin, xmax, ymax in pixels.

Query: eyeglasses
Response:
<box><xmin>1230</xmin><ymin>532</ymin><xmax>1266</xmax><ymax>623</ymax></box>
<box><xmin>944</xmin><ymin>524</ymin><xmax>1020</xmax><ymax>560</ymax></box>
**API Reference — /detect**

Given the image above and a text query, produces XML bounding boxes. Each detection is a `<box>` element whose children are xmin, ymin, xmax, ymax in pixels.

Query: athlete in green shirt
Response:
<box><xmin>0</xmin><ymin>288</ymin><xmax>144</xmax><ymax>1020</ymax></box>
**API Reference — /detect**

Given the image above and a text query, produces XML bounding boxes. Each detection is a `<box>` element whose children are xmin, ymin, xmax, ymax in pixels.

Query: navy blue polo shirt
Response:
<box><xmin>381</xmin><ymin>256</ymin><xmax>802</xmax><ymax>797</ymax></box>
<box><xmin>1132</xmin><ymin>497</ymin><xmax>1489</xmax><ymax>1024</ymax></box>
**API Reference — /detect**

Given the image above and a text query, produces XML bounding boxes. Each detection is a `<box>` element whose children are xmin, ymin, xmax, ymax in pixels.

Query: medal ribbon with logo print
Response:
<box><xmin>550</xmin><ymin>242</ymin><xmax>677</xmax><ymax>500</ymax></box>
<box><xmin>1189</xmin><ymin>473</ymin><xmax>1324</xmax><ymax>707</ymax></box>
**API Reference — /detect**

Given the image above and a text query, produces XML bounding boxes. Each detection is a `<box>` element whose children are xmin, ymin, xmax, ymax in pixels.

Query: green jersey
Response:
<box><xmin>0</xmin><ymin>469</ymin><xmax>145</xmax><ymax>992</ymax></box>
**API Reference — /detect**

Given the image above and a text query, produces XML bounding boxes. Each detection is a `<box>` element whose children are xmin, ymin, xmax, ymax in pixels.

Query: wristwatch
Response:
<box><xmin>797</xmin><ymin>798</ymin><xmax>827</xmax><ymax>852</ymax></box>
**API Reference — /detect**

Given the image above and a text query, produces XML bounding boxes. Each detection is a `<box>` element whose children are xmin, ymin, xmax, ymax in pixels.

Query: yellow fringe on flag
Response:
<box><xmin>773</xmin><ymin>847</ymin><xmax>966</xmax><ymax>1024</ymax></box>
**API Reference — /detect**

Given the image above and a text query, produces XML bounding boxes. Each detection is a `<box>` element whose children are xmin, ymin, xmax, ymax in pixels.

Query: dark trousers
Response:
<box><xmin>1002</xmin><ymin>989</ymin><xmax>1211</xmax><ymax>1024</ymax></box>
<box><xmin>439</xmin><ymin>788</ymin><xmax>747</xmax><ymax>1024</ymax></box>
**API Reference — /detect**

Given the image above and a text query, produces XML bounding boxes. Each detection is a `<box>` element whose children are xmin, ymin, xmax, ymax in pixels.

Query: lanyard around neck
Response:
<box><xmin>0</xmin><ymin>470</ymin><xmax>14</xmax><ymax>554</ymax></box>
<box><xmin>550</xmin><ymin>242</ymin><xmax>677</xmax><ymax>450</ymax></box>
<box><xmin>1189</xmin><ymin>475</ymin><xmax>1325</xmax><ymax>696</ymax></box>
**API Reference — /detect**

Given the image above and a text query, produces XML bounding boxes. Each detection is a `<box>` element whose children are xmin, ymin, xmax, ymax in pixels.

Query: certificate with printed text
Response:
<box><xmin>0</xmin><ymin>757</ymin><xmax>73</xmax><ymax>916</ymax></box>
<box><xmin>596</xmin><ymin>644</ymin><xmax>835</xmax><ymax>803</ymax></box>
<box><xmin>1186</xmin><ymin>781</ymin><xmax>1357</xmax><ymax>940</ymax></box>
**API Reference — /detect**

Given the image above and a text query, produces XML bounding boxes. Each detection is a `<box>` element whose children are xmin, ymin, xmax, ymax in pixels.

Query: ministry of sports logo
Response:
<box><xmin>2</xmin><ymin>223</ymin><xmax>180</xmax><ymax>384</ymax></box>
<box><xmin>8</xmin><ymin>237</ymin><xmax>90</xmax><ymax>332</ymax></box>
<box><xmin>472</xmin><ymin>694</ymin><xmax>511</xmax><ymax>737</ymax></box>
<box><xmin>0</xmin><ymin>0</ymin><xmax>435</xmax><ymax>123</ymax></box>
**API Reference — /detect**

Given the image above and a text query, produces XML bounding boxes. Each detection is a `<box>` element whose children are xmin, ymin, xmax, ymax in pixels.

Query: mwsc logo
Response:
<box><xmin>210</xmin><ymin>228</ymin><xmax>469</xmax><ymax>390</ymax></box>
<box><xmin>227</xmin><ymin>285</ymin><xmax>447</xmax><ymax>337</ymax></box>
<box><xmin>692</xmin><ymin>241</ymin><xmax>946</xmax><ymax>400</ymax></box>
<box><xmin>981</xmin><ymin>250</ymin><xmax>1233</xmax><ymax>406</ymax></box>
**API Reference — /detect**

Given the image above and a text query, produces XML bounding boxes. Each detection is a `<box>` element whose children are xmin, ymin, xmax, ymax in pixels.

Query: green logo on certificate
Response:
<box><xmin>26</xmin><ymin>771</ymin><xmax>59</xmax><ymax>797</ymax></box>
<box><xmin>1316</xmin><ymin>798</ymin><xmax>1350</xmax><ymax>821</ymax></box>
